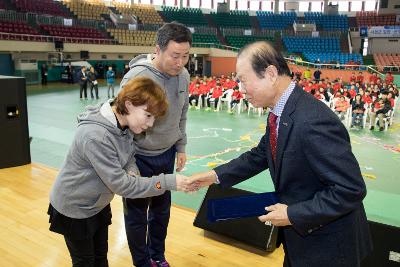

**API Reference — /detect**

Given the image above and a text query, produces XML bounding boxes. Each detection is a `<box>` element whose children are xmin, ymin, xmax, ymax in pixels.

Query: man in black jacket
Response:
<box><xmin>189</xmin><ymin>41</ymin><xmax>372</xmax><ymax>267</ymax></box>
<box><xmin>77</xmin><ymin>66</ymin><xmax>88</xmax><ymax>99</ymax></box>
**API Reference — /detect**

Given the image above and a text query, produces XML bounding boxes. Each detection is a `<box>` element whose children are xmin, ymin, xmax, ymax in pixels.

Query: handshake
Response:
<box><xmin>175</xmin><ymin>170</ymin><xmax>218</xmax><ymax>193</ymax></box>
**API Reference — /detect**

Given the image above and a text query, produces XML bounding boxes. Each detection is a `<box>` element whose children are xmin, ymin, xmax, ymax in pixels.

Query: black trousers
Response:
<box><xmin>80</xmin><ymin>83</ymin><xmax>87</xmax><ymax>99</ymax></box>
<box><xmin>90</xmin><ymin>82</ymin><xmax>99</xmax><ymax>99</ymax></box>
<box><xmin>123</xmin><ymin>146</ymin><xmax>176</xmax><ymax>267</ymax></box>
<box><xmin>64</xmin><ymin>224</ymin><xmax>109</xmax><ymax>267</ymax></box>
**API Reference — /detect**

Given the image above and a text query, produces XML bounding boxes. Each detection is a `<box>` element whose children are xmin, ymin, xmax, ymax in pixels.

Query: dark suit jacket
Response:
<box><xmin>77</xmin><ymin>70</ymin><xmax>87</xmax><ymax>86</ymax></box>
<box><xmin>214</xmin><ymin>86</ymin><xmax>372</xmax><ymax>266</ymax></box>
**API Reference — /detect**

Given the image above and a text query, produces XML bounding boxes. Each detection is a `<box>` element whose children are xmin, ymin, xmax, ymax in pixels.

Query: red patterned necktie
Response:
<box><xmin>269</xmin><ymin>113</ymin><xmax>278</xmax><ymax>162</ymax></box>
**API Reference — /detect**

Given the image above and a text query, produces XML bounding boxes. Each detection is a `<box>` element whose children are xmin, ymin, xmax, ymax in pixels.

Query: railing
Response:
<box><xmin>0</xmin><ymin>9</ymin><xmax>27</xmax><ymax>22</ymax></box>
<box><xmin>282</xmin><ymin>31</ymin><xmax>342</xmax><ymax>38</ymax></box>
<box><xmin>192</xmin><ymin>26</ymin><xmax>217</xmax><ymax>35</ymax></box>
<box><xmin>221</xmin><ymin>27</ymin><xmax>275</xmax><ymax>38</ymax></box>
<box><xmin>1</xmin><ymin>31</ymin><xmax>398</xmax><ymax>76</ymax></box>
<box><xmin>192</xmin><ymin>42</ymin><xmax>240</xmax><ymax>52</ymax></box>
<box><xmin>0</xmin><ymin>9</ymin><xmax>105</xmax><ymax>30</ymax></box>
<box><xmin>285</xmin><ymin>57</ymin><xmax>399</xmax><ymax>76</ymax></box>
<box><xmin>0</xmin><ymin>32</ymin><xmax>118</xmax><ymax>45</ymax></box>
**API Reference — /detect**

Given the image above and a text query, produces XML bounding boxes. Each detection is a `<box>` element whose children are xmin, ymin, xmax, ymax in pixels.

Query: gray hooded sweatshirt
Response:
<box><xmin>120</xmin><ymin>54</ymin><xmax>189</xmax><ymax>156</ymax></box>
<box><xmin>50</xmin><ymin>101</ymin><xmax>177</xmax><ymax>219</ymax></box>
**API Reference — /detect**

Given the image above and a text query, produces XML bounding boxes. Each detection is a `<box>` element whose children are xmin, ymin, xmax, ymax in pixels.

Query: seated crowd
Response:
<box><xmin>188</xmin><ymin>73</ymin><xmax>248</xmax><ymax>113</ymax></box>
<box><xmin>296</xmin><ymin>70</ymin><xmax>398</xmax><ymax>131</ymax></box>
<box><xmin>187</xmin><ymin>69</ymin><xmax>398</xmax><ymax>133</ymax></box>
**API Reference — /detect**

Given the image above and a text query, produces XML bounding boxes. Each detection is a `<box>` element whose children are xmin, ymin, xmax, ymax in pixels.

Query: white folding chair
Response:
<box><xmin>216</xmin><ymin>89</ymin><xmax>233</xmax><ymax>112</ymax></box>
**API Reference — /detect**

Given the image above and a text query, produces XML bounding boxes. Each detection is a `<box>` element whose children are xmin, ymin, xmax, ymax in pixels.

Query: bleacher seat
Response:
<box><xmin>115</xmin><ymin>3</ymin><xmax>164</xmax><ymax>25</ymax></box>
<box><xmin>161</xmin><ymin>6</ymin><xmax>207</xmax><ymax>26</ymax></box>
<box><xmin>283</xmin><ymin>36</ymin><xmax>340</xmax><ymax>54</ymax></box>
<box><xmin>210</xmin><ymin>10</ymin><xmax>251</xmax><ymax>28</ymax></box>
<box><xmin>107</xmin><ymin>28</ymin><xmax>156</xmax><ymax>46</ymax></box>
<box><xmin>13</xmin><ymin>0</ymin><xmax>71</xmax><ymax>17</ymax></box>
<box><xmin>40</xmin><ymin>24</ymin><xmax>109</xmax><ymax>43</ymax></box>
<box><xmin>304</xmin><ymin>12</ymin><xmax>348</xmax><ymax>31</ymax></box>
<box><xmin>373</xmin><ymin>53</ymin><xmax>400</xmax><ymax>69</ymax></box>
<box><xmin>256</xmin><ymin>11</ymin><xmax>296</xmax><ymax>30</ymax></box>
<box><xmin>356</xmin><ymin>11</ymin><xmax>400</xmax><ymax>27</ymax></box>
<box><xmin>303</xmin><ymin>52</ymin><xmax>363</xmax><ymax>65</ymax></box>
<box><xmin>0</xmin><ymin>20</ymin><xmax>42</xmax><ymax>41</ymax></box>
<box><xmin>192</xmin><ymin>33</ymin><xmax>220</xmax><ymax>47</ymax></box>
<box><xmin>63</xmin><ymin>0</ymin><xmax>109</xmax><ymax>21</ymax></box>
<box><xmin>226</xmin><ymin>35</ymin><xmax>274</xmax><ymax>49</ymax></box>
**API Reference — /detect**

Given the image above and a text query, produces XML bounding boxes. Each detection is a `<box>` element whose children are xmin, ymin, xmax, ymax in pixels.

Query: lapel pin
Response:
<box><xmin>283</xmin><ymin>122</ymin><xmax>288</xmax><ymax>126</ymax></box>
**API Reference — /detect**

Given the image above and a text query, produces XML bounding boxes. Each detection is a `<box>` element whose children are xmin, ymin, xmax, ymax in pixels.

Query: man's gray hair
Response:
<box><xmin>238</xmin><ymin>41</ymin><xmax>291</xmax><ymax>79</ymax></box>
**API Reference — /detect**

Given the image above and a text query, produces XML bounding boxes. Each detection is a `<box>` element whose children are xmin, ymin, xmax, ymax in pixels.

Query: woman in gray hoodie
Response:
<box><xmin>48</xmin><ymin>77</ymin><xmax>191</xmax><ymax>267</ymax></box>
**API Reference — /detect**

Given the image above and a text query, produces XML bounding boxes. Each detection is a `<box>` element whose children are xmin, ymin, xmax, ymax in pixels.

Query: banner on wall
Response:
<box><xmin>360</xmin><ymin>27</ymin><xmax>368</xmax><ymax>37</ymax></box>
<box><xmin>368</xmin><ymin>26</ymin><xmax>400</xmax><ymax>38</ymax></box>
<box><xmin>63</xmin><ymin>19</ymin><xmax>73</xmax><ymax>27</ymax></box>
<box><xmin>128</xmin><ymin>24</ymin><xmax>137</xmax><ymax>31</ymax></box>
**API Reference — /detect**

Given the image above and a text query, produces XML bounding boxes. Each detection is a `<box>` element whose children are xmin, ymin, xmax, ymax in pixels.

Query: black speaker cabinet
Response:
<box><xmin>0</xmin><ymin>76</ymin><xmax>31</xmax><ymax>168</ymax></box>
<box><xmin>193</xmin><ymin>184</ymin><xmax>278</xmax><ymax>251</ymax></box>
<box><xmin>362</xmin><ymin>221</ymin><xmax>400</xmax><ymax>266</ymax></box>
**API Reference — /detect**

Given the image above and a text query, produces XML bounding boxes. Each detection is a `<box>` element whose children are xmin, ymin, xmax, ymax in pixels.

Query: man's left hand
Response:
<box><xmin>176</xmin><ymin>152</ymin><xmax>187</xmax><ymax>172</ymax></box>
<box><xmin>258</xmin><ymin>203</ymin><xmax>292</xmax><ymax>227</ymax></box>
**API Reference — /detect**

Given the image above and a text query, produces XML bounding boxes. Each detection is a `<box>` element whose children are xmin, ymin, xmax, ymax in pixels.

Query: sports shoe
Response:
<box><xmin>150</xmin><ymin>259</ymin><xmax>170</xmax><ymax>267</ymax></box>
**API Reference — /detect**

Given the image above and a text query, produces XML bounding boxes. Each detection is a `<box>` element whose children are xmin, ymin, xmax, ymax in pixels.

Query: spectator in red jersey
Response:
<box><xmin>189</xmin><ymin>82</ymin><xmax>201</xmax><ymax>108</ymax></box>
<box><xmin>356</xmin><ymin>71</ymin><xmax>364</xmax><ymax>84</ymax></box>
<box><xmin>304</xmin><ymin>82</ymin><xmax>313</xmax><ymax>93</ymax></box>
<box><xmin>219</xmin><ymin>74</ymin><xmax>226</xmax><ymax>83</ymax></box>
<box><xmin>311</xmin><ymin>80</ymin><xmax>320</xmax><ymax>91</ymax></box>
<box><xmin>385</xmin><ymin>72</ymin><xmax>394</xmax><ymax>84</ymax></box>
<box><xmin>198</xmin><ymin>80</ymin><xmax>211</xmax><ymax>109</ymax></box>
<box><xmin>362</xmin><ymin>91</ymin><xmax>373</xmax><ymax>106</ymax></box>
<box><xmin>349</xmin><ymin>85</ymin><xmax>357</xmax><ymax>99</ymax></box>
<box><xmin>229</xmin><ymin>86</ymin><xmax>245</xmax><ymax>112</ymax></box>
<box><xmin>368</xmin><ymin>73</ymin><xmax>377</xmax><ymax>84</ymax></box>
<box><xmin>376</xmin><ymin>78</ymin><xmax>382</xmax><ymax>86</ymax></box>
<box><xmin>222</xmin><ymin>78</ymin><xmax>237</xmax><ymax>90</ymax></box>
<box><xmin>349</xmin><ymin>72</ymin><xmax>357</xmax><ymax>83</ymax></box>
<box><xmin>206</xmin><ymin>83</ymin><xmax>223</xmax><ymax>111</ymax></box>
<box><xmin>335</xmin><ymin>96</ymin><xmax>350</xmax><ymax>120</ymax></box>
<box><xmin>387</xmin><ymin>92</ymin><xmax>395</xmax><ymax>108</ymax></box>
<box><xmin>206</xmin><ymin>77</ymin><xmax>215</xmax><ymax>88</ymax></box>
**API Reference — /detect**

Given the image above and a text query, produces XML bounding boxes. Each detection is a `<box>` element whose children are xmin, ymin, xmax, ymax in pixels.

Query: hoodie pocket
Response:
<box><xmin>81</xmin><ymin>193</ymin><xmax>114</xmax><ymax>210</ymax></box>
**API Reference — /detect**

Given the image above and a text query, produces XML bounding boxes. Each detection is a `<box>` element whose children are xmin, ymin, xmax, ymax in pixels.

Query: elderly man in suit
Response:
<box><xmin>188</xmin><ymin>41</ymin><xmax>372</xmax><ymax>267</ymax></box>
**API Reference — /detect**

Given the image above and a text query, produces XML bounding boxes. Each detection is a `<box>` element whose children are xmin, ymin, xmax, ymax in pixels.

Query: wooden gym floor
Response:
<box><xmin>0</xmin><ymin>163</ymin><xmax>284</xmax><ymax>267</ymax></box>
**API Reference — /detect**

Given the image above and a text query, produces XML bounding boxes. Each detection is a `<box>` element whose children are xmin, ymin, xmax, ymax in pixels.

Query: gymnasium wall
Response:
<box><xmin>378</xmin><ymin>0</ymin><xmax>400</xmax><ymax>14</ymax></box>
<box><xmin>289</xmin><ymin>65</ymin><xmax>372</xmax><ymax>82</ymax></box>
<box><xmin>206</xmin><ymin>56</ymin><xmax>237</xmax><ymax>76</ymax></box>
<box><xmin>368</xmin><ymin>38</ymin><xmax>400</xmax><ymax>54</ymax></box>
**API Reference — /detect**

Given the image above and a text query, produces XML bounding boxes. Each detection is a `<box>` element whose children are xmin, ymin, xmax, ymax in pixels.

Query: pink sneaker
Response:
<box><xmin>150</xmin><ymin>259</ymin><xmax>170</xmax><ymax>267</ymax></box>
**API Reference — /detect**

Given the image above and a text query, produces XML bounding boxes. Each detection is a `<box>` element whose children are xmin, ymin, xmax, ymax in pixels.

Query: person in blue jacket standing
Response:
<box><xmin>106</xmin><ymin>66</ymin><xmax>115</xmax><ymax>98</ymax></box>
